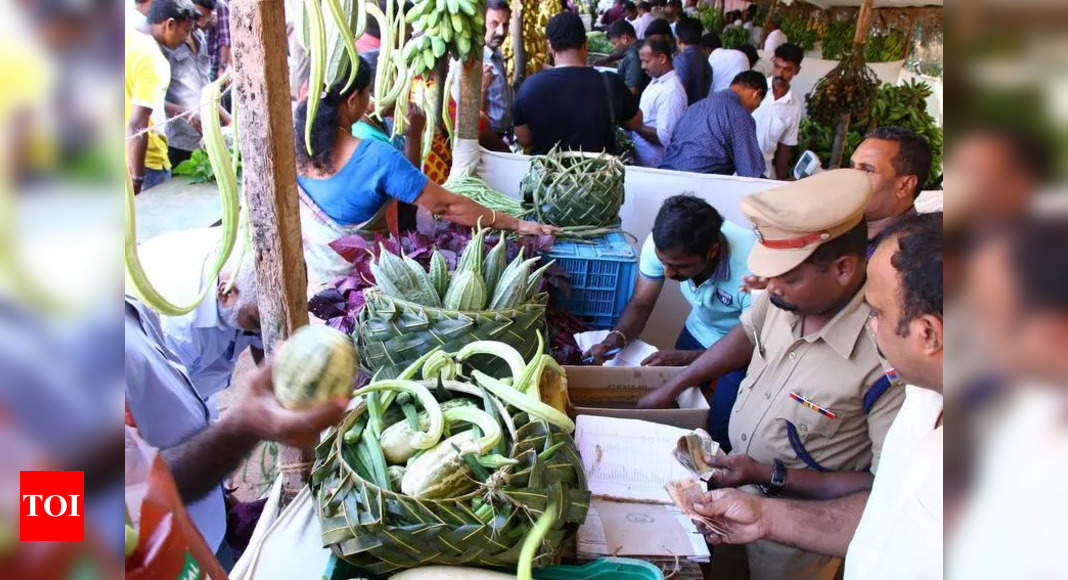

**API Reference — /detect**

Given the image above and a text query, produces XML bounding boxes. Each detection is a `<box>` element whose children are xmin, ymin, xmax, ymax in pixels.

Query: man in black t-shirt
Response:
<box><xmin>513</xmin><ymin>11</ymin><xmax>643</xmax><ymax>155</ymax></box>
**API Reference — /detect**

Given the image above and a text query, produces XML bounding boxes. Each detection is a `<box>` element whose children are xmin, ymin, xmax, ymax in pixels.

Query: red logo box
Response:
<box><xmin>19</xmin><ymin>471</ymin><xmax>84</xmax><ymax>542</ymax></box>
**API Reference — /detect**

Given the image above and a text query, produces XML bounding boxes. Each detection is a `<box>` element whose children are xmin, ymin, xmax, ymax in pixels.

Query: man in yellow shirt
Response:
<box><xmin>126</xmin><ymin>0</ymin><xmax>197</xmax><ymax>193</ymax></box>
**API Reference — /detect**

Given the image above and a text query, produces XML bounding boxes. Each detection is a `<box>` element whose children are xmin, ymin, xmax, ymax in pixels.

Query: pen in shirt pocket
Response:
<box><xmin>789</xmin><ymin>392</ymin><xmax>837</xmax><ymax>419</ymax></box>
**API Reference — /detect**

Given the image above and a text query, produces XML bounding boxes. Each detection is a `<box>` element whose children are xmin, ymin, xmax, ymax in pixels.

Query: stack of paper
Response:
<box><xmin>575</xmin><ymin>415</ymin><xmax>711</xmax><ymax>562</ymax></box>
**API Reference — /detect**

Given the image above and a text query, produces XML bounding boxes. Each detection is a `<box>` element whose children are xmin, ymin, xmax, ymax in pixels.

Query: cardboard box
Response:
<box><xmin>563</xmin><ymin>365</ymin><xmax>710</xmax><ymax>430</ymax></box>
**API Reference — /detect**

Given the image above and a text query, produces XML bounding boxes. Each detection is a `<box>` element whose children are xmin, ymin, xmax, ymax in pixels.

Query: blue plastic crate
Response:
<box><xmin>543</xmin><ymin>233</ymin><xmax>638</xmax><ymax>329</ymax></box>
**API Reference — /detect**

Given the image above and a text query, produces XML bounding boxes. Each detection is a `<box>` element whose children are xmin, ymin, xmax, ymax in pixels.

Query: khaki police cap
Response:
<box><xmin>741</xmin><ymin>169</ymin><xmax>872</xmax><ymax>278</ymax></box>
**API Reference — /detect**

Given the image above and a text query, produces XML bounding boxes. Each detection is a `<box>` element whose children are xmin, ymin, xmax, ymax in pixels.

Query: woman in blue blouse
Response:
<box><xmin>293</xmin><ymin>57</ymin><xmax>555</xmax><ymax>288</ymax></box>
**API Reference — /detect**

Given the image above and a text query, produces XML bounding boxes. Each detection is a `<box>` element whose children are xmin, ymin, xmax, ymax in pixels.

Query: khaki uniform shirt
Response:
<box><xmin>725</xmin><ymin>288</ymin><xmax>905</xmax><ymax>580</ymax></box>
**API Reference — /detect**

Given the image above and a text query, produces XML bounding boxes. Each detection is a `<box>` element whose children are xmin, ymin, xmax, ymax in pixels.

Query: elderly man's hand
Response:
<box><xmin>227</xmin><ymin>360</ymin><xmax>349</xmax><ymax>448</ymax></box>
<box><xmin>692</xmin><ymin>488</ymin><xmax>770</xmax><ymax>545</ymax></box>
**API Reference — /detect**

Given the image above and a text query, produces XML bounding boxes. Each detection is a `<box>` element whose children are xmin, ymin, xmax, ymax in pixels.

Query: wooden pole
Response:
<box><xmin>230</xmin><ymin>0</ymin><xmax>311</xmax><ymax>502</ymax></box>
<box><xmin>450</xmin><ymin>52</ymin><xmax>484</xmax><ymax>176</ymax></box>
<box><xmin>853</xmin><ymin>0</ymin><xmax>874</xmax><ymax>45</ymax></box>
<box><xmin>510</xmin><ymin>0</ymin><xmax>526</xmax><ymax>86</ymax></box>
<box><xmin>901</xmin><ymin>9</ymin><xmax>918</xmax><ymax>61</ymax></box>
<box><xmin>457</xmin><ymin>55</ymin><xmax>483</xmax><ymax>142</ymax></box>
<box><xmin>828</xmin><ymin>0</ymin><xmax>874</xmax><ymax>169</ymax></box>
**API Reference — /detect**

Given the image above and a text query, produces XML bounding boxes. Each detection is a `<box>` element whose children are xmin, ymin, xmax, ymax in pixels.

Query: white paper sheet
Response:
<box><xmin>574</xmin><ymin>330</ymin><xmax>660</xmax><ymax>367</ymax></box>
<box><xmin>575</xmin><ymin>415</ymin><xmax>697</xmax><ymax>503</ymax></box>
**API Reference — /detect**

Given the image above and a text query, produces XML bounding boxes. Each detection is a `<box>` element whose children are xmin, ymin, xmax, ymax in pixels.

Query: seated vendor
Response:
<box><xmin>293</xmin><ymin>56</ymin><xmax>556</xmax><ymax>290</ymax></box>
<box><xmin>584</xmin><ymin>194</ymin><xmax>755</xmax><ymax>449</ymax></box>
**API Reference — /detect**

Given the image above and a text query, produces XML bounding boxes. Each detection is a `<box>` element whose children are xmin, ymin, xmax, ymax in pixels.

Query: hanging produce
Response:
<box><xmin>503</xmin><ymin>0</ymin><xmax>552</xmax><ymax>83</ymax></box>
<box><xmin>805</xmin><ymin>49</ymin><xmax>880</xmax><ymax>127</ymax></box>
<box><xmin>312</xmin><ymin>341</ymin><xmax>588</xmax><ymax>575</ymax></box>
<box><xmin>124</xmin><ymin>75</ymin><xmax>241</xmax><ymax>315</ymax></box>
<box><xmin>358</xmin><ymin>224</ymin><xmax>552</xmax><ymax>379</ymax></box>
<box><xmin>405</xmin><ymin>0</ymin><xmax>486</xmax><ymax>75</ymax></box>
<box><xmin>519</xmin><ymin>148</ymin><xmax>626</xmax><ymax>231</ymax></box>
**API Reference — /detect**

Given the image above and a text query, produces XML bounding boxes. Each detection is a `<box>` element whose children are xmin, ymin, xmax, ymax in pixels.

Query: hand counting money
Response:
<box><xmin>673</xmin><ymin>428</ymin><xmax>723</xmax><ymax>481</ymax></box>
<box><xmin>664</xmin><ymin>478</ymin><xmax>727</xmax><ymax>538</ymax></box>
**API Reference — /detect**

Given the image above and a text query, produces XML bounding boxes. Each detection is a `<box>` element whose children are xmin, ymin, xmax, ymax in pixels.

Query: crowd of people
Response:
<box><xmin>125</xmin><ymin>0</ymin><xmax>811</xmax><ymax>194</ymax></box>
<box><xmin>517</xmin><ymin>8</ymin><xmax>805</xmax><ymax>179</ymax></box>
<box><xmin>122</xmin><ymin>1</ymin><xmax>957</xmax><ymax>578</ymax></box>
<box><xmin>125</xmin><ymin>0</ymin><xmax>231</xmax><ymax>193</ymax></box>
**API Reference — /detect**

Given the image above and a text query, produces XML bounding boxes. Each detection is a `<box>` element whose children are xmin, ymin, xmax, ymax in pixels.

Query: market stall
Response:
<box><xmin>123</xmin><ymin>0</ymin><xmax>943</xmax><ymax>577</ymax></box>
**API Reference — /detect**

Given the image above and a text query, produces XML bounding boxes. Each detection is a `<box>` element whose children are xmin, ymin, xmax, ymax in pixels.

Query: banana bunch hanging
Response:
<box><xmin>404</xmin><ymin>0</ymin><xmax>486</xmax><ymax>76</ymax></box>
<box><xmin>503</xmin><ymin>0</ymin><xmax>551</xmax><ymax>83</ymax></box>
<box><xmin>298</xmin><ymin>0</ymin><xmax>485</xmax><ymax>162</ymax></box>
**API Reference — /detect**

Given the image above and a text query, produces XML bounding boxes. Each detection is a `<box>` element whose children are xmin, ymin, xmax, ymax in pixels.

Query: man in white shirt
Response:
<box><xmin>629</xmin><ymin>1</ymin><xmax>655</xmax><ymax>39</ymax></box>
<box><xmin>631</xmin><ymin>39</ymin><xmax>688</xmax><ymax>167</ymax></box>
<box><xmin>762</xmin><ymin>15</ymin><xmax>787</xmax><ymax>54</ymax></box>
<box><xmin>692</xmin><ymin>212</ymin><xmax>944</xmax><ymax>580</ymax></box>
<box><xmin>137</xmin><ymin>228</ymin><xmax>263</xmax><ymax>413</ymax></box>
<box><xmin>707</xmin><ymin>37</ymin><xmax>751</xmax><ymax>93</ymax></box>
<box><xmin>752</xmin><ymin>42</ymin><xmax>804</xmax><ymax>179</ymax></box>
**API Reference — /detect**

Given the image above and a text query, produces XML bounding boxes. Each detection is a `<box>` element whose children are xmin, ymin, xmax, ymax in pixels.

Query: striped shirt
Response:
<box><xmin>206</xmin><ymin>0</ymin><xmax>230</xmax><ymax>78</ymax></box>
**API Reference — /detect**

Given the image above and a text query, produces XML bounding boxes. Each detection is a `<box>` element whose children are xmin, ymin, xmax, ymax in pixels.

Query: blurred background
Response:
<box><xmin>0</xmin><ymin>0</ymin><xmax>1065</xmax><ymax>577</ymax></box>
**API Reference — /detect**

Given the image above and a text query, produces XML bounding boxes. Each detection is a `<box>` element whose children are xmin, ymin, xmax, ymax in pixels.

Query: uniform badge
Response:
<box><xmin>715</xmin><ymin>288</ymin><xmax>734</xmax><ymax>306</ymax></box>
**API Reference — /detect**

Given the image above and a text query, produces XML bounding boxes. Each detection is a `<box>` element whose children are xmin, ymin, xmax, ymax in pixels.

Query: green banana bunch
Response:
<box><xmin>404</xmin><ymin>0</ymin><xmax>485</xmax><ymax>77</ymax></box>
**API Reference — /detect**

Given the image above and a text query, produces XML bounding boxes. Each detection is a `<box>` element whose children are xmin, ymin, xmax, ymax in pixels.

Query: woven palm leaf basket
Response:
<box><xmin>358</xmin><ymin>288</ymin><xmax>548</xmax><ymax>380</ymax></box>
<box><xmin>310</xmin><ymin>346</ymin><xmax>590</xmax><ymax>577</ymax></box>
<box><xmin>519</xmin><ymin>147</ymin><xmax>626</xmax><ymax>228</ymax></box>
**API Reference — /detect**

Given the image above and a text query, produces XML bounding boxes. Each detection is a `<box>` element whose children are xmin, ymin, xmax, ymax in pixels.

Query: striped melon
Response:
<box><xmin>273</xmin><ymin>324</ymin><xmax>357</xmax><ymax>409</ymax></box>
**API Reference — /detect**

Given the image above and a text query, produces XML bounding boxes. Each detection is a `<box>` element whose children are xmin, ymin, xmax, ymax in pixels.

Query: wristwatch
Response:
<box><xmin>759</xmin><ymin>459</ymin><xmax>786</xmax><ymax>496</ymax></box>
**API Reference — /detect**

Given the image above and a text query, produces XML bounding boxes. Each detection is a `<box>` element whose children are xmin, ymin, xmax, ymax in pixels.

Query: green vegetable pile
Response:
<box><xmin>586</xmin><ymin>31</ymin><xmax>613</xmax><ymax>56</ymax></box>
<box><xmin>173</xmin><ymin>147</ymin><xmax>239</xmax><ymax>184</ymax></box>
<box><xmin>695</xmin><ymin>4</ymin><xmax>725</xmax><ymax>36</ymax></box>
<box><xmin>864</xmin><ymin>30</ymin><xmax>908</xmax><ymax>63</ymax></box>
<box><xmin>819</xmin><ymin>19</ymin><xmax>855</xmax><ymax>61</ymax></box>
<box><xmin>779</xmin><ymin>15</ymin><xmax>819</xmax><ymax>52</ymax></box>
<box><xmin>721</xmin><ymin>25</ymin><xmax>751</xmax><ymax>50</ymax></box>
<box><xmin>311</xmin><ymin>341</ymin><xmax>589</xmax><ymax>575</ymax></box>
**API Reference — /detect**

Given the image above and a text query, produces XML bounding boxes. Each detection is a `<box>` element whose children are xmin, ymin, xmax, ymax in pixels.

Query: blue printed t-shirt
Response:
<box><xmin>296</xmin><ymin>138</ymin><xmax>428</xmax><ymax>226</ymax></box>
<box><xmin>639</xmin><ymin>219</ymin><xmax>756</xmax><ymax>347</ymax></box>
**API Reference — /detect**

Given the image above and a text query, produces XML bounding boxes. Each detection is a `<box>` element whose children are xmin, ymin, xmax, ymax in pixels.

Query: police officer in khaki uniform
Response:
<box><xmin>638</xmin><ymin>169</ymin><xmax>905</xmax><ymax>580</ymax></box>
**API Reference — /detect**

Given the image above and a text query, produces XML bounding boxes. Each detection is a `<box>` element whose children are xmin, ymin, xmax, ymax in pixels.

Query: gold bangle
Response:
<box><xmin>490</xmin><ymin>209</ymin><xmax>497</xmax><ymax>226</ymax></box>
<box><xmin>609</xmin><ymin>329</ymin><xmax>627</xmax><ymax>346</ymax></box>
